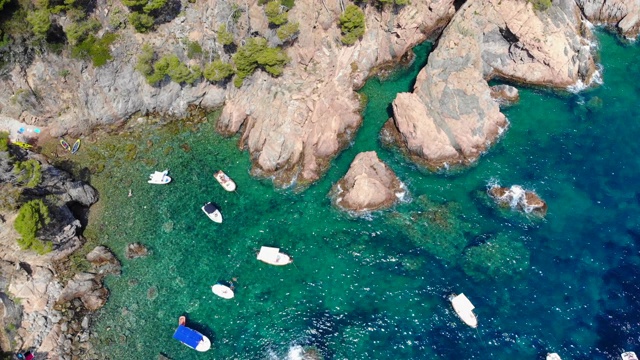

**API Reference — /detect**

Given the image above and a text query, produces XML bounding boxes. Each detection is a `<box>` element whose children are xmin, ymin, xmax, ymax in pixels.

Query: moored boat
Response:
<box><xmin>211</xmin><ymin>283</ymin><xmax>234</xmax><ymax>299</ymax></box>
<box><xmin>173</xmin><ymin>316</ymin><xmax>211</xmax><ymax>352</ymax></box>
<box><xmin>257</xmin><ymin>246</ymin><xmax>293</xmax><ymax>266</ymax></box>
<box><xmin>71</xmin><ymin>139</ymin><xmax>81</xmax><ymax>154</ymax></box>
<box><xmin>622</xmin><ymin>352</ymin><xmax>639</xmax><ymax>360</ymax></box>
<box><xmin>201</xmin><ymin>202</ymin><xmax>222</xmax><ymax>223</ymax></box>
<box><xmin>148</xmin><ymin>170</ymin><xmax>171</xmax><ymax>184</ymax></box>
<box><xmin>214</xmin><ymin>170</ymin><xmax>236</xmax><ymax>192</ymax></box>
<box><xmin>547</xmin><ymin>353</ymin><xmax>562</xmax><ymax>360</ymax></box>
<box><xmin>449</xmin><ymin>293</ymin><xmax>478</xmax><ymax>328</ymax></box>
<box><xmin>60</xmin><ymin>138</ymin><xmax>71</xmax><ymax>151</ymax></box>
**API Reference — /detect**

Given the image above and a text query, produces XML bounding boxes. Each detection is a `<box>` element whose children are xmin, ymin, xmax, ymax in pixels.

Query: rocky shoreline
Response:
<box><xmin>0</xmin><ymin>0</ymin><xmax>639</xmax><ymax>358</ymax></box>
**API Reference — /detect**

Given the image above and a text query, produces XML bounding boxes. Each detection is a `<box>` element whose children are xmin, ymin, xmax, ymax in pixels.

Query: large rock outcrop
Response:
<box><xmin>577</xmin><ymin>0</ymin><xmax>640</xmax><ymax>39</ymax></box>
<box><xmin>217</xmin><ymin>0</ymin><xmax>455</xmax><ymax>186</ymax></box>
<box><xmin>488</xmin><ymin>184</ymin><xmax>548</xmax><ymax>217</ymax></box>
<box><xmin>385</xmin><ymin>0</ymin><xmax>596</xmax><ymax>170</ymax></box>
<box><xmin>330</xmin><ymin>151</ymin><xmax>405</xmax><ymax>212</ymax></box>
<box><xmin>0</xmin><ymin>0</ymin><xmax>456</xmax><ymax>187</ymax></box>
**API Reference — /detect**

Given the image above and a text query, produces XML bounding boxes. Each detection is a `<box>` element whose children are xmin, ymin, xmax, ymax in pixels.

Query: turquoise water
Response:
<box><xmin>89</xmin><ymin>33</ymin><xmax>640</xmax><ymax>359</ymax></box>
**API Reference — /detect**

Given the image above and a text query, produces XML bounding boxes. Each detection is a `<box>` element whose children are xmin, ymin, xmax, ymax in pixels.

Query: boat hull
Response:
<box><xmin>450</xmin><ymin>293</ymin><xmax>478</xmax><ymax>328</ymax></box>
<box><xmin>71</xmin><ymin>139</ymin><xmax>81</xmax><ymax>154</ymax></box>
<box><xmin>257</xmin><ymin>246</ymin><xmax>293</xmax><ymax>266</ymax></box>
<box><xmin>214</xmin><ymin>171</ymin><xmax>236</xmax><ymax>192</ymax></box>
<box><xmin>212</xmin><ymin>284</ymin><xmax>234</xmax><ymax>299</ymax></box>
<box><xmin>622</xmin><ymin>352</ymin><xmax>639</xmax><ymax>360</ymax></box>
<box><xmin>201</xmin><ymin>203</ymin><xmax>223</xmax><ymax>223</ymax></box>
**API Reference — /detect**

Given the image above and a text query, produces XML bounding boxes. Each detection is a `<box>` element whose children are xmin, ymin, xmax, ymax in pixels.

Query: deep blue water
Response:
<box><xmin>86</xmin><ymin>31</ymin><xmax>640</xmax><ymax>359</ymax></box>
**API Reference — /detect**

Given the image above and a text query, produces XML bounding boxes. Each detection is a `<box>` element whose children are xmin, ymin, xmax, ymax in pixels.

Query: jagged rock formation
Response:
<box><xmin>488</xmin><ymin>184</ymin><xmax>548</xmax><ymax>217</ymax></box>
<box><xmin>330</xmin><ymin>151</ymin><xmax>405</xmax><ymax>212</ymax></box>
<box><xmin>384</xmin><ymin>0</ymin><xmax>596</xmax><ymax>170</ymax></box>
<box><xmin>0</xmin><ymin>146</ymin><xmax>107</xmax><ymax>358</ymax></box>
<box><xmin>217</xmin><ymin>0</ymin><xmax>456</xmax><ymax>185</ymax></box>
<box><xmin>125</xmin><ymin>243</ymin><xmax>150</xmax><ymax>259</ymax></box>
<box><xmin>577</xmin><ymin>0</ymin><xmax>640</xmax><ymax>38</ymax></box>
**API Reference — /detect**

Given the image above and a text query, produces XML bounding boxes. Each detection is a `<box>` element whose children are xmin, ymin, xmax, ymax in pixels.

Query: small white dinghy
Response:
<box><xmin>211</xmin><ymin>283</ymin><xmax>234</xmax><ymax>299</ymax></box>
<box><xmin>622</xmin><ymin>352</ymin><xmax>639</xmax><ymax>360</ymax></box>
<box><xmin>547</xmin><ymin>353</ymin><xmax>562</xmax><ymax>360</ymax></box>
<box><xmin>449</xmin><ymin>293</ymin><xmax>478</xmax><ymax>328</ymax></box>
<box><xmin>148</xmin><ymin>170</ymin><xmax>171</xmax><ymax>184</ymax></box>
<box><xmin>201</xmin><ymin>202</ymin><xmax>222</xmax><ymax>223</ymax></box>
<box><xmin>214</xmin><ymin>170</ymin><xmax>236</xmax><ymax>192</ymax></box>
<box><xmin>257</xmin><ymin>246</ymin><xmax>293</xmax><ymax>266</ymax></box>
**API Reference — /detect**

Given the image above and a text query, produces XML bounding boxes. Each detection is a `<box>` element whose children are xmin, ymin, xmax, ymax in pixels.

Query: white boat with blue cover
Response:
<box><xmin>148</xmin><ymin>170</ymin><xmax>171</xmax><ymax>184</ymax></box>
<box><xmin>173</xmin><ymin>316</ymin><xmax>210</xmax><ymax>352</ymax></box>
<box><xmin>449</xmin><ymin>293</ymin><xmax>478</xmax><ymax>328</ymax></box>
<box><xmin>201</xmin><ymin>202</ymin><xmax>222</xmax><ymax>223</ymax></box>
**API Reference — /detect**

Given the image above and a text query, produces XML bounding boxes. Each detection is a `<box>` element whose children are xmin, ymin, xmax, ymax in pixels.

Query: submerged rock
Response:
<box><xmin>488</xmin><ymin>184</ymin><xmax>548</xmax><ymax>217</ymax></box>
<box><xmin>331</xmin><ymin>151</ymin><xmax>405</xmax><ymax>212</ymax></box>
<box><xmin>125</xmin><ymin>243</ymin><xmax>149</xmax><ymax>259</ymax></box>
<box><xmin>86</xmin><ymin>246</ymin><xmax>121</xmax><ymax>276</ymax></box>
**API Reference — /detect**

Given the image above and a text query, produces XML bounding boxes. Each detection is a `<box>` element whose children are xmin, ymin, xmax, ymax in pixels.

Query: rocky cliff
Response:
<box><xmin>384</xmin><ymin>0</ymin><xmax>596</xmax><ymax>170</ymax></box>
<box><xmin>0</xmin><ymin>144</ymin><xmax>107</xmax><ymax>358</ymax></box>
<box><xmin>577</xmin><ymin>0</ymin><xmax>640</xmax><ymax>38</ymax></box>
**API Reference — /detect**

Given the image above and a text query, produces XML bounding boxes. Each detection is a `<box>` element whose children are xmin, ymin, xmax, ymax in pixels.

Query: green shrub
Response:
<box><xmin>0</xmin><ymin>0</ymin><xmax>10</xmax><ymax>11</ymax></box>
<box><xmin>280</xmin><ymin>0</ymin><xmax>294</xmax><ymax>9</ymax></box>
<box><xmin>277</xmin><ymin>21</ymin><xmax>299</xmax><ymax>42</ymax></box>
<box><xmin>149</xmin><ymin>54</ymin><xmax>201</xmax><ymax>85</ymax></box>
<box><xmin>186</xmin><ymin>40</ymin><xmax>203</xmax><ymax>59</ymax></box>
<box><xmin>136</xmin><ymin>43</ymin><xmax>155</xmax><ymax>77</ymax></box>
<box><xmin>14</xmin><ymin>199</ymin><xmax>52</xmax><ymax>254</ymax></box>
<box><xmin>13</xmin><ymin>159</ymin><xmax>42</xmax><ymax>188</ymax></box>
<box><xmin>142</xmin><ymin>0</ymin><xmax>167</xmax><ymax>13</ymax></box>
<box><xmin>0</xmin><ymin>131</ymin><xmax>8</xmax><ymax>151</ymax></box>
<box><xmin>65</xmin><ymin>18</ymin><xmax>101</xmax><ymax>46</ymax></box>
<box><xmin>204</xmin><ymin>60</ymin><xmax>235</xmax><ymax>82</ymax></box>
<box><xmin>232</xmin><ymin>37</ymin><xmax>288</xmax><ymax>87</ymax></box>
<box><xmin>121</xmin><ymin>0</ymin><xmax>147</xmax><ymax>8</ymax></box>
<box><xmin>217</xmin><ymin>24</ymin><xmax>234</xmax><ymax>46</ymax></box>
<box><xmin>265</xmin><ymin>0</ymin><xmax>287</xmax><ymax>26</ymax></box>
<box><xmin>27</xmin><ymin>9</ymin><xmax>52</xmax><ymax>39</ymax></box>
<box><xmin>528</xmin><ymin>0</ymin><xmax>552</xmax><ymax>11</ymax></box>
<box><xmin>339</xmin><ymin>4</ymin><xmax>365</xmax><ymax>45</ymax></box>
<box><xmin>71</xmin><ymin>33</ymin><xmax>117</xmax><ymax>67</ymax></box>
<box><xmin>129</xmin><ymin>12</ymin><xmax>155</xmax><ymax>33</ymax></box>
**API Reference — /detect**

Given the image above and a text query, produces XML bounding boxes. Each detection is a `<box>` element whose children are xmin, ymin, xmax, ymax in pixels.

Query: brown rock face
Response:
<box><xmin>488</xmin><ymin>185</ymin><xmax>547</xmax><ymax>217</ymax></box>
<box><xmin>331</xmin><ymin>151</ymin><xmax>405</xmax><ymax>212</ymax></box>
<box><xmin>577</xmin><ymin>0</ymin><xmax>640</xmax><ymax>38</ymax></box>
<box><xmin>388</xmin><ymin>0</ymin><xmax>596</xmax><ymax>170</ymax></box>
<box><xmin>217</xmin><ymin>0</ymin><xmax>455</xmax><ymax>186</ymax></box>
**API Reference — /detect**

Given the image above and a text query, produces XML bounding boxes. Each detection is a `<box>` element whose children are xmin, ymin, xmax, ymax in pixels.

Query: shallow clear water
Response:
<box><xmin>88</xmin><ymin>33</ymin><xmax>640</xmax><ymax>359</ymax></box>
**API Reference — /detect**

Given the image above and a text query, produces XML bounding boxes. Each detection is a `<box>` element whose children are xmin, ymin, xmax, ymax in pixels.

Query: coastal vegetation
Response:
<box><xmin>528</xmin><ymin>0</ymin><xmax>552</xmax><ymax>11</ymax></box>
<box><xmin>14</xmin><ymin>199</ymin><xmax>52</xmax><ymax>254</ymax></box>
<box><xmin>339</xmin><ymin>4</ymin><xmax>366</xmax><ymax>45</ymax></box>
<box><xmin>232</xmin><ymin>37</ymin><xmax>289</xmax><ymax>87</ymax></box>
<box><xmin>0</xmin><ymin>131</ymin><xmax>8</xmax><ymax>151</ymax></box>
<box><xmin>13</xmin><ymin>159</ymin><xmax>42</xmax><ymax>188</ymax></box>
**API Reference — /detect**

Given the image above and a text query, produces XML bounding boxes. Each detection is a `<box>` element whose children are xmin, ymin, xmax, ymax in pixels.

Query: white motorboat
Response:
<box><xmin>546</xmin><ymin>353</ymin><xmax>562</xmax><ymax>360</ymax></box>
<box><xmin>148</xmin><ymin>170</ymin><xmax>171</xmax><ymax>184</ymax></box>
<box><xmin>257</xmin><ymin>246</ymin><xmax>293</xmax><ymax>266</ymax></box>
<box><xmin>622</xmin><ymin>352</ymin><xmax>639</xmax><ymax>360</ymax></box>
<box><xmin>449</xmin><ymin>293</ymin><xmax>478</xmax><ymax>328</ymax></box>
<box><xmin>211</xmin><ymin>283</ymin><xmax>234</xmax><ymax>299</ymax></box>
<box><xmin>201</xmin><ymin>202</ymin><xmax>222</xmax><ymax>223</ymax></box>
<box><xmin>214</xmin><ymin>170</ymin><xmax>236</xmax><ymax>192</ymax></box>
<box><xmin>173</xmin><ymin>316</ymin><xmax>211</xmax><ymax>352</ymax></box>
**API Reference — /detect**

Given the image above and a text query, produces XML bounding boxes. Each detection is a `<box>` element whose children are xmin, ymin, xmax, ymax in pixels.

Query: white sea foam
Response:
<box><xmin>286</xmin><ymin>345</ymin><xmax>304</xmax><ymax>360</ymax></box>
